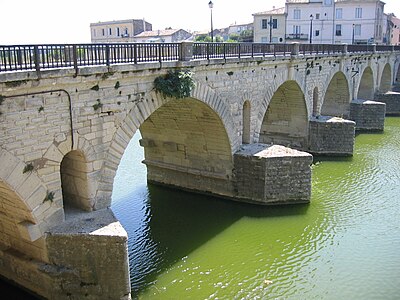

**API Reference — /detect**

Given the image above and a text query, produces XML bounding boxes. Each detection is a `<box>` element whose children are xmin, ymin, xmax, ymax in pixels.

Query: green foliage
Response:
<box><xmin>114</xmin><ymin>81</ymin><xmax>120</xmax><ymax>89</ymax></box>
<box><xmin>38</xmin><ymin>106</ymin><xmax>44</xmax><ymax>112</ymax></box>
<box><xmin>44</xmin><ymin>191</ymin><xmax>55</xmax><ymax>203</ymax></box>
<box><xmin>154</xmin><ymin>70</ymin><xmax>195</xmax><ymax>99</ymax></box>
<box><xmin>93</xmin><ymin>99</ymin><xmax>103</xmax><ymax>111</ymax></box>
<box><xmin>23</xmin><ymin>163</ymin><xmax>34</xmax><ymax>174</ymax></box>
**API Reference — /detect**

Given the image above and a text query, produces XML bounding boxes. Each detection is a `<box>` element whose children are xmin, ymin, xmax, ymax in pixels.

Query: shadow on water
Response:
<box><xmin>130</xmin><ymin>182</ymin><xmax>309</xmax><ymax>295</ymax></box>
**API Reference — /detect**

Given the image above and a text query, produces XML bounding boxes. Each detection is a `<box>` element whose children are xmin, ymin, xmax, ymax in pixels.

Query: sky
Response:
<box><xmin>0</xmin><ymin>0</ymin><xmax>398</xmax><ymax>44</ymax></box>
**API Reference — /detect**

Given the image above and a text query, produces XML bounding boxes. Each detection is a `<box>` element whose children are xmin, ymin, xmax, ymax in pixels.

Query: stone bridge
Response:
<box><xmin>1</xmin><ymin>42</ymin><xmax>400</xmax><ymax>299</ymax></box>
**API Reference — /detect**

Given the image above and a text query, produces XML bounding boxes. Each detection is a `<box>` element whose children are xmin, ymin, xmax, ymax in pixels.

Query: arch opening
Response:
<box><xmin>137</xmin><ymin>98</ymin><xmax>234</xmax><ymax>197</ymax></box>
<box><xmin>259</xmin><ymin>81</ymin><xmax>308</xmax><ymax>149</ymax></box>
<box><xmin>61</xmin><ymin>150</ymin><xmax>95</xmax><ymax>211</ymax></box>
<box><xmin>242</xmin><ymin>101</ymin><xmax>251</xmax><ymax>144</ymax></box>
<box><xmin>379</xmin><ymin>63</ymin><xmax>392</xmax><ymax>93</ymax></box>
<box><xmin>321</xmin><ymin>72</ymin><xmax>350</xmax><ymax>118</ymax></box>
<box><xmin>357</xmin><ymin>67</ymin><xmax>375</xmax><ymax>100</ymax></box>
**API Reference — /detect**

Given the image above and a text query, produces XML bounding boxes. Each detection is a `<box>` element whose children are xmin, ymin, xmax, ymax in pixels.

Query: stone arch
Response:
<box><xmin>258</xmin><ymin>80</ymin><xmax>308</xmax><ymax>149</ymax></box>
<box><xmin>379</xmin><ymin>63</ymin><xmax>392</xmax><ymax>93</ymax></box>
<box><xmin>321</xmin><ymin>71</ymin><xmax>351</xmax><ymax>118</ymax></box>
<box><xmin>312</xmin><ymin>87</ymin><xmax>319</xmax><ymax>116</ymax></box>
<box><xmin>97</xmin><ymin>84</ymin><xmax>236</xmax><ymax>209</ymax></box>
<box><xmin>242</xmin><ymin>100</ymin><xmax>251</xmax><ymax>144</ymax></box>
<box><xmin>0</xmin><ymin>148</ymin><xmax>49</xmax><ymax>261</ymax></box>
<box><xmin>61</xmin><ymin>150</ymin><xmax>97</xmax><ymax>211</ymax></box>
<box><xmin>357</xmin><ymin>66</ymin><xmax>375</xmax><ymax>100</ymax></box>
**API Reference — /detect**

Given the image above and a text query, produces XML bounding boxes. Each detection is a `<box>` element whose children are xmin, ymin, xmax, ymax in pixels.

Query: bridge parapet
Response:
<box><xmin>1</xmin><ymin>42</ymin><xmax>398</xmax><ymax>75</ymax></box>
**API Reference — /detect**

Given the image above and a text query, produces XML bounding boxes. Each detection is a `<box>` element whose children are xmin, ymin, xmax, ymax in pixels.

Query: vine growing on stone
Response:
<box><xmin>154</xmin><ymin>70</ymin><xmax>195</xmax><ymax>99</ymax></box>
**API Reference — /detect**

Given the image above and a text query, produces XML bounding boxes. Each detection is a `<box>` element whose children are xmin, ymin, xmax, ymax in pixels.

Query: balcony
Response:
<box><xmin>286</xmin><ymin>33</ymin><xmax>309</xmax><ymax>40</ymax></box>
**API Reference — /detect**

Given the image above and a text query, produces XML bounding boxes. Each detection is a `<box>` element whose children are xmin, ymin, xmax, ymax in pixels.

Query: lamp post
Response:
<box><xmin>269</xmin><ymin>16</ymin><xmax>273</xmax><ymax>43</ymax></box>
<box><xmin>352</xmin><ymin>23</ymin><xmax>355</xmax><ymax>44</ymax></box>
<box><xmin>208</xmin><ymin>1</ymin><xmax>214</xmax><ymax>42</ymax></box>
<box><xmin>309</xmin><ymin>14</ymin><xmax>314</xmax><ymax>44</ymax></box>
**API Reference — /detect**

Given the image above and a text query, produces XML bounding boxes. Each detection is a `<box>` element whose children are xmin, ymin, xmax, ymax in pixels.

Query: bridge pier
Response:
<box><xmin>234</xmin><ymin>144</ymin><xmax>313</xmax><ymax>205</ymax></box>
<box><xmin>374</xmin><ymin>92</ymin><xmax>400</xmax><ymax>114</ymax></box>
<box><xmin>0</xmin><ymin>209</ymin><xmax>131</xmax><ymax>300</ymax></box>
<box><xmin>349</xmin><ymin>99</ymin><xmax>386</xmax><ymax>131</ymax></box>
<box><xmin>309</xmin><ymin>116</ymin><xmax>355</xmax><ymax>156</ymax></box>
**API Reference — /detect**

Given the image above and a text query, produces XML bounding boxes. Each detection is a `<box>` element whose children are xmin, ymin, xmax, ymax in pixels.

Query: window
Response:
<box><xmin>336</xmin><ymin>8</ymin><xmax>343</xmax><ymax>19</ymax></box>
<box><xmin>355</xmin><ymin>8</ymin><xmax>362</xmax><ymax>19</ymax></box>
<box><xmin>109</xmin><ymin>28</ymin><xmax>112</xmax><ymax>35</ymax></box>
<box><xmin>262</xmin><ymin>19</ymin><xmax>268</xmax><ymax>29</ymax></box>
<box><xmin>316</xmin><ymin>13</ymin><xmax>320</xmax><ymax>20</ymax></box>
<box><xmin>294</xmin><ymin>9</ymin><xmax>301</xmax><ymax>20</ymax></box>
<box><xmin>336</xmin><ymin>24</ymin><xmax>342</xmax><ymax>36</ymax></box>
<box><xmin>272</xmin><ymin>19</ymin><xmax>278</xmax><ymax>29</ymax></box>
<box><xmin>117</xmin><ymin>27</ymin><xmax>120</xmax><ymax>36</ymax></box>
<box><xmin>272</xmin><ymin>37</ymin><xmax>278</xmax><ymax>43</ymax></box>
<box><xmin>354</xmin><ymin>24</ymin><xmax>361</xmax><ymax>36</ymax></box>
<box><xmin>324</xmin><ymin>0</ymin><xmax>332</xmax><ymax>5</ymax></box>
<box><xmin>261</xmin><ymin>37</ymin><xmax>268</xmax><ymax>43</ymax></box>
<box><xmin>315</xmin><ymin>30</ymin><xmax>320</xmax><ymax>36</ymax></box>
<box><xmin>293</xmin><ymin>25</ymin><xmax>301</xmax><ymax>38</ymax></box>
<box><xmin>102</xmin><ymin>28</ymin><xmax>105</xmax><ymax>36</ymax></box>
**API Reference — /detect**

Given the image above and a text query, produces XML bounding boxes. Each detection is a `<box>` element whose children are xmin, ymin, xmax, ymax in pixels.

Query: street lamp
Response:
<box><xmin>352</xmin><ymin>24</ymin><xmax>355</xmax><ymax>44</ymax></box>
<box><xmin>309</xmin><ymin>14</ymin><xmax>314</xmax><ymax>44</ymax></box>
<box><xmin>208</xmin><ymin>1</ymin><xmax>214</xmax><ymax>42</ymax></box>
<box><xmin>268</xmin><ymin>16</ymin><xmax>273</xmax><ymax>43</ymax></box>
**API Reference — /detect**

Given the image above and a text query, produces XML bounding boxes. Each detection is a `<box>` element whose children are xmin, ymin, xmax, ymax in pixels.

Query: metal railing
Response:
<box><xmin>0</xmin><ymin>42</ymin><xmax>398</xmax><ymax>74</ymax></box>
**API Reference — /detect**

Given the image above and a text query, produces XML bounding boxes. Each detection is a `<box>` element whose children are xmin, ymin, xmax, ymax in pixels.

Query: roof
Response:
<box><xmin>134</xmin><ymin>29</ymin><xmax>182</xmax><ymax>37</ymax></box>
<box><xmin>90</xmin><ymin>19</ymin><xmax>148</xmax><ymax>26</ymax></box>
<box><xmin>253</xmin><ymin>7</ymin><xmax>285</xmax><ymax>16</ymax></box>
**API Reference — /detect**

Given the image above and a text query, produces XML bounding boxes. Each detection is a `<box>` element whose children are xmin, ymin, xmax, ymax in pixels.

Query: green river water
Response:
<box><xmin>110</xmin><ymin>117</ymin><xmax>400</xmax><ymax>300</ymax></box>
<box><xmin>2</xmin><ymin>118</ymin><xmax>399</xmax><ymax>299</ymax></box>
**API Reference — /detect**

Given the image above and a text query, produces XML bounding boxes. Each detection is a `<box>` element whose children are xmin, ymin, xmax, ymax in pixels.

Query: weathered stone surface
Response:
<box><xmin>350</xmin><ymin>99</ymin><xmax>386</xmax><ymax>131</ymax></box>
<box><xmin>309</xmin><ymin>116</ymin><xmax>355</xmax><ymax>156</ymax></box>
<box><xmin>234</xmin><ymin>143</ymin><xmax>313</xmax><ymax>205</ymax></box>
<box><xmin>374</xmin><ymin>92</ymin><xmax>400</xmax><ymax>114</ymax></box>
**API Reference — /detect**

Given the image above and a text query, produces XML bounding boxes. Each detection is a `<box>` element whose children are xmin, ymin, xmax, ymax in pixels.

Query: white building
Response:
<box><xmin>285</xmin><ymin>0</ymin><xmax>386</xmax><ymax>44</ymax></box>
<box><xmin>90</xmin><ymin>19</ymin><xmax>152</xmax><ymax>43</ymax></box>
<box><xmin>253</xmin><ymin>7</ymin><xmax>286</xmax><ymax>43</ymax></box>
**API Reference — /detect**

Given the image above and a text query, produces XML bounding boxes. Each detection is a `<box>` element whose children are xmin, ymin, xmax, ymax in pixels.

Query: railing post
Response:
<box><xmin>341</xmin><ymin>43</ymin><xmax>348</xmax><ymax>55</ymax></box>
<box><xmin>105</xmin><ymin>44</ymin><xmax>110</xmax><ymax>66</ymax></box>
<box><xmin>179</xmin><ymin>41</ymin><xmax>193</xmax><ymax>61</ymax></box>
<box><xmin>134</xmin><ymin>44</ymin><xmax>138</xmax><ymax>64</ymax></box>
<box><xmin>238</xmin><ymin>43</ymin><xmax>241</xmax><ymax>59</ymax></box>
<box><xmin>73</xmin><ymin>45</ymin><xmax>78</xmax><ymax>74</ymax></box>
<box><xmin>207</xmin><ymin>43</ymin><xmax>210</xmax><ymax>61</ymax></box>
<box><xmin>158</xmin><ymin>44</ymin><xmax>162</xmax><ymax>63</ymax></box>
<box><xmin>33</xmin><ymin>45</ymin><xmax>41</xmax><ymax>76</ymax></box>
<box><xmin>291</xmin><ymin>42</ymin><xmax>300</xmax><ymax>58</ymax></box>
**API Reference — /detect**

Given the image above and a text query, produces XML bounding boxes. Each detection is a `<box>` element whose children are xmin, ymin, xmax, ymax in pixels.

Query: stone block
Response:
<box><xmin>17</xmin><ymin>221</ymin><xmax>43</xmax><ymax>242</ymax></box>
<box><xmin>234</xmin><ymin>143</ymin><xmax>313</xmax><ymax>205</ymax></box>
<box><xmin>350</xmin><ymin>99</ymin><xmax>386</xmax><ymax>131</ymax></box>
<box><xmin>374</xmin><ymin>92</ymin><xmax>400</xmax><ymax>114</ymax></box>
<box><xmin>309</xmin><ymin>116</ymin><xmax>355</xmax><ymax>156</ymax></box>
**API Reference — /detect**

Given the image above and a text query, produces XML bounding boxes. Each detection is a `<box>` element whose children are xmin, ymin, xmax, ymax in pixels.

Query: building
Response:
<box><xmin>90</xmin><ymin>19</ymin><xmax>152</xmax><ymax>43</ymax></box>
<box><xmin>133</xmin><ymin>29</ymin><xmax>192</xmax><ymax>43</ymax></box>
<box><xmin>285</xmin><ymin>0</ymin><xmax>386</xmax><ymax>44</ymax></box>
<box><xmin>253</xmin><ymin>7</ymin><xmax>286</xmax><ymax>43</ymax></box>
<box><xmin>388</xmin><ymin>14</ymin><xmax>400</xmax><ymax>45</ymax></box>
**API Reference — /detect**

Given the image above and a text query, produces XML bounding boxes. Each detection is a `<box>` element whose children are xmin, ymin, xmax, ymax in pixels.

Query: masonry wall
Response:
<box><xmin>0</xmin><ymin>50</ymin><xmax>398</xmax><ymax>298</ymax></box>
<box><xmin>375</xmin><ymin>92</ymin><xmax>400</xmax><ymax>114</ymax></box>
<box><xmin>350</xmin><ymin>99</ymin><xmax>386</xmax><ymax>130</ymax></box>
<box><xmin>309</xmin><ymin>117</ymin><xmax>356</xmax><ymax>156</ymax></box>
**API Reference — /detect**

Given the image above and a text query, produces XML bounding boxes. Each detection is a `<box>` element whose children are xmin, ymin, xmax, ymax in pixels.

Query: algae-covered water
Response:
<box><xmin>111</xmin><ymin>117</ymin><xmax>400</xmax><ymax>299</ymax></box>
